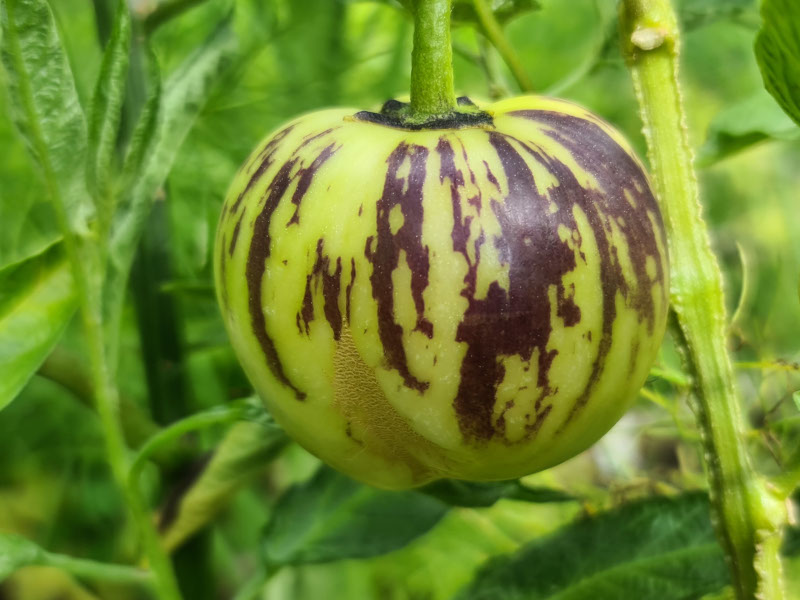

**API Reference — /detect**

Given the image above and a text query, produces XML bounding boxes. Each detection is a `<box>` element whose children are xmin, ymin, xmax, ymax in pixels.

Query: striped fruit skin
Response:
<box><xmin>215</xmin><ymin>96</ymin><xmax>668</xmax><ymax>489</ymax></box>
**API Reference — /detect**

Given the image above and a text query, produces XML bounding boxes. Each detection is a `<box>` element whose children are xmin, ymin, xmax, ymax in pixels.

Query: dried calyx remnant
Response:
<box><xmin>354</xmin><ymin>97</ymin><xmax>493</xmax><ymax>130</ymax></box>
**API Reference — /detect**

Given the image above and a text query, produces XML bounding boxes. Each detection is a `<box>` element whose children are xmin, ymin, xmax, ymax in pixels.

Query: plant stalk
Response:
<box><xmin>83</xmin><ymin>288</ymin><xmax>184</xmax><ymax>600</ymax></box>
<box><xmin>410</xmin><ymin>0</ymin><xmax>457</xmax><ymax>116</ymax></box>
<box><xmin>619</xmin><ymin>1</ymin><xmax>784</xmax><ymax>598</ymax></box>
<box><xmin>472</xmin><ymin>0</ymin><xmax>533</xmax><ymax>92</ymax></box>
<box><xmin>44</xmin><ymin>552</ymin><xmax>154</xmax><ymax>586</ymax></box>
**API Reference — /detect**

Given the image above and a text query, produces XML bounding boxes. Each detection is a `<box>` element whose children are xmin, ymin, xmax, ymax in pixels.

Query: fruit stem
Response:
<box><xmin>410</xmin><ymin>0</ymin><xmax>457</xmax><ymax>117</ymax></box>
<box><xmin>619</xmin><ymin>1</ymin><xmax>786</xmax><ymax>598</ymax></box>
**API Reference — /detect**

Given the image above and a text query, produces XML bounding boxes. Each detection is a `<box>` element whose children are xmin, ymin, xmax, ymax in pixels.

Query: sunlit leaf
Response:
<box><xmin>0</xmin><ymin>90</ymin><xmax>57</xmax><ymax>271</ymax></box>
<box><xmin>0</xmin><ymin>0</ymin><xmax>91</xmax><ymax>234</ymax></box>
<box><xmin>697</xmin><ymin>89</ymin><xmax>800</xmax><ymax>166</ymax></box>
<box><xmin>456</xmin><ymin>493</ymin><xmax>729</xmax><ymax>600</ymax></box>
<box><xmin>261</xmin><ymin>466</ymin><xmax>448</xmax><ymax>567</ymax></box>
<box><xmin>0</xmin><ymin>244</ymin><xmax>77</xmax><ymax>411</ymax></box>
<box><xmin>755</xmin><ymin>0</ymin><xmax>800</xmax><ymax>126</ymax></box>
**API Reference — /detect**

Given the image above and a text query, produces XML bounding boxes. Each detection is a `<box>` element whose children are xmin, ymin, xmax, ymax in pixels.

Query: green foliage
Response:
<box><xmin>0</xmin><ymin>534</ymin><xmax>44</xmax><ymax>582</ymax></box>
<box><xmin>0</xmin><ymin>244</ymin><xmax>76</xmax><ymax>410</ymax></box>
<box><xmin>0</xmin><ymin>0</ymin><xmax>91</xmax><ymax>234</ymax></box>
<box><xmin>451</xmin><ymin>0</ymin><xmax>539</xmax><ymax>26</ymax></box>
<box><xmin>85</xmin><ymin>0</ymin><xmax>130</xmax><ymax>219</ymax></box>
<box><xmin>456</xmin><ymin>493</ymin><xmax>730</xmax><ymax>600</ymax></box>
<box><xmin>262</xmin><ymin>466</ymin><xmax>448</xmax><ymax>567</ymax></box>
<box><xmin>756</xmin><ymin>0</ymin><xmax>800</xmax><ymax>126</ymax></box>
<box><xmin>420</xmin><ymin>478</ymin><xmax>574</xmax><ymax>507</ymax></box>
<box><xmin>0</xmin><ymin>0</ymin><xmax>798</xmax><ymax>598</ymax></box>
<box><xmin>698</xmin><ymin>89</ymin><xmax>800</xmax><ymax>165</ymax></box>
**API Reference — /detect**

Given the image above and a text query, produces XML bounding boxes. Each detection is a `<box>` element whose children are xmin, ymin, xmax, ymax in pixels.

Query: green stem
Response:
<box><xmin>44</xmin><ymin>552</ymin><xmax>154</xmax><ymax>586</ymax></box>
<box><xmin>39</xmin><ymin>347</ymin><xmax>160</xmax><ymax>447</ymax></box>
<box><xmin>84</xmin><ymin>303</ymin><xmax>184</xmax><ymax>600</ymax></box>
<box><xmin>472</xmin><ymin>0</ymin><xmax>533</xmax><ymax>92</ymax></box>
<box><xmin>619</xmin><ymin>1</ymin><xmax>783</xmax><ymax>598</ymax></box>
<box><xmin>410</xmin><ymin>0</ymin><xmax>456</xmax><ymax>117</ymax></box>
<box><xmin>129</xmin><ymin>405</ymin><xmax>243</xmax><ymax>486</ymax></box>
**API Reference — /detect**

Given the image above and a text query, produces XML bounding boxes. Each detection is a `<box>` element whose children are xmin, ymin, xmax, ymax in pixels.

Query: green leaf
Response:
<box><xmin>755</xmin><ymin>0</ymin><xmax>800</xmax><ymax>127</ymax></box>
<box><xmin>677</xmin><ymin>0</ymin><xmax>755</xmax><ymax>31</ymax></box>
<box><xmin>452</xmin><ymin>0</ymin><xmax>540</xmax><ymax>26</ymax></box>
<box><xmin>262</xmin><ymin>466</ymin><xmax>449</xmax><ymax>568</ymax></box>
<box><xmin>0</xmin><ymin>244</ymin><xmax>77</xmax><ymax>411</ymax></box>
<box><xmin>0</xmin><ymin>533</ymin><xmax>45</xmax><ymax>582</ymax></box>
<box><xmin>118</xmin><ymin>46</ymin><xmax>162</xmax><ymax>200</ymax></box>
<box><xmin>697</xmin><ymin>89</ymin><xmax>800</xmax><ymax>166</ymax></box>
<box><xmin>160</xmin><ymin>419</ymin><xmax>289</xmax><ymax>552</ymax></box>
<box><xmin>0</xmin><ymin>0</ymin><xmax>91</xmax><ymax>235</ymax></box>
<box><xmin>421</xmin><ymin>478</ymin><xmax>574</xmax><ymax>507</ymax></box>
<box><xmin>456</xmin><ymin>493</ymin><xmax>729</xmax><ymax>600</ymax></box>
<box><xmin>86</xmin><ymin>0</ymin><xmax>130</xmax><ymax>215</ymax></box>
<box><xmin>0</xmin><ymin>87</ymin><xmax>58</xmax><ymax>271</ymax></box>
<box><xmin>109</xmin><ymin>16</ymin><xmax>236</xmax><ymax>285</ymax></box>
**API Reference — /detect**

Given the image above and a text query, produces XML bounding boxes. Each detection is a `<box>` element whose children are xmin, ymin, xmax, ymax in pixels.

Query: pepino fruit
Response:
<box><xmin>215</xmin><ymin>96</ymin><xmax>668</xmax><ymax>489</ymax></box>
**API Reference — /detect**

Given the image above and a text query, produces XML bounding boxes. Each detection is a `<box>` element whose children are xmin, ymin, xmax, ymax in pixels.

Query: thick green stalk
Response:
<box><xmin>84</xmin><ymin>280</ymin><xmax>184</xmax><ymax>600</ymax></box>
<box><xmin>410</xmin><ymin>0</ymin><xmax>456</xmax><ymax>116</ymax></box>
<box><xmin>129</xmin><ymin>405</ymin><xmax>243</xmax><ymax>486</ymax></box>
<box><xmin>472</xmin><ymin>0</ymin><xmax>533</xmax><ymax>92</ymax></box>
<box><xmin>619</xmin><ymin>1</ymin><xmax>782</xmax><ymax>598</ymax></box>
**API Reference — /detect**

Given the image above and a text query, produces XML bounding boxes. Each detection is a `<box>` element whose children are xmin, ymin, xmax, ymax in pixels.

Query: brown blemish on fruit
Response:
<box><xmin>332</xmin><ymin>327</ymin><xmax>439</xmax><ymax>484</ymax></box>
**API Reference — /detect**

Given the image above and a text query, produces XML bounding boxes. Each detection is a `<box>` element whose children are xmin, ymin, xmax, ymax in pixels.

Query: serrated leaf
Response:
<box><xmin>0</xmin><ymin>244</ymin><xmax>77</xmax><ymax>411</ymax></box>
<box><xmin>755</xmin><ymin>0</ymin><xmax>800</xmax><ymax>127</ymax></box>
<box><xmin>421</xmin><ymin>478</ymin><xmax>574</xmax><ymax>507</ymax></box>
<box><xmin>0</xmin><ymin>533</ymin><xmax>45</xmax><ymax>582</ymax></box>
<box><xmin>86</xmin><ymin>0</ymin><xmax>130</xmax><ymax>213</ymax></box>
<box><xmin>262</xmin><ymin>466</ymin><xmax>449</xmax><ymax>568</ymax></box>
<box><xmin>456</xmin><ymin>493</ymin><xmax>729</xmax><ymax>600</ymax></box>
<box><xmin>0</xmin><ymin>0</ymin><xmax>91</xmax><ymax>234</ymax></box>
<box><xmin>697</xmin><ymin>89</ymin><xmax>800</xmax><ymax>166</ymax></box>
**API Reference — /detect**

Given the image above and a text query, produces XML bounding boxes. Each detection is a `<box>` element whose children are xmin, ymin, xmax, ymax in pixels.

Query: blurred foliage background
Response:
<box><xmin>0</xmin><ymin>0</ymin><xmax>799</xmax><ymax>598</ymax></box>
